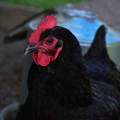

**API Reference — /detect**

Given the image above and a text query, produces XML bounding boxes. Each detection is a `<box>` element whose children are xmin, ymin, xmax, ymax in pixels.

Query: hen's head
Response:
<box><xmin>25</xmin><ymin>15</ymin><xmax>81</xmax><ymax>66</ymax></box>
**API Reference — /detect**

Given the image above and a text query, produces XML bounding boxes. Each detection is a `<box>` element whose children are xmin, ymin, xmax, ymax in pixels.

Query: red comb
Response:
<box><xmin>38</xmin><ymin>15</ymin><xmax>57</xmax><ymax>31</ymax></box>
<box><xmin>29</xmin><ymin>15</ymin><xmax>57</xmax><ymax>44</ymax></box>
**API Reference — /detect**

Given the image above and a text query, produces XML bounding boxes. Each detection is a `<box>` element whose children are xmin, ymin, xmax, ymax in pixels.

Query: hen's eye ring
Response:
<box><xmin>46</xmin><ymin>39</ymin><xmax>53</xmax><ymax>44</ymax></box>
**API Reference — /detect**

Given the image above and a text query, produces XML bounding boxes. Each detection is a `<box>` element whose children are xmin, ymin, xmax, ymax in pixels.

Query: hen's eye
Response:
<box><xmin>46</xmin><ymin>39</ymin><xmax>53</xmax><ymax>44</ymax></box>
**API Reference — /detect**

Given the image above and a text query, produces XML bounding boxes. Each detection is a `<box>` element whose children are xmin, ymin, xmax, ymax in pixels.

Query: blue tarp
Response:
<box><xmin>57</xmin><ymin>9</ymin><xmax>120</xmax><ymax>45</ymax></box>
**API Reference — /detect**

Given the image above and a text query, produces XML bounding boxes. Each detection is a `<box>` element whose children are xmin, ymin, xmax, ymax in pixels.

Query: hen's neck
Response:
<box><xmin>27</xmin><ymin>47</ymin><xmax>92</xmax><ymax>109</ymax></box>
<box><xmin>47</xmin><ymin>52</ymin><xmax>92</xmax><ymax>108</ymax></box>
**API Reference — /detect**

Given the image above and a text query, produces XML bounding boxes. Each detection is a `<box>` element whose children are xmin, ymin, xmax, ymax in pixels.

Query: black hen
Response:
<box><xmin>84</xmin><ymin>25</ymin><xmax>120</xmax><ymax>90</ymax></box>
<box><xmin>16</xmin><ymin>16</ymin><xmax>120</xmax><ymax>120</ymax></box>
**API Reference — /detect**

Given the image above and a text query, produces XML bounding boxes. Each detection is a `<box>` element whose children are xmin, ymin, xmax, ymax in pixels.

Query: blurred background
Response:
<box><xmin>0</xmin><ymin>0</ymin><xmax>120</xmax><ymax>113</ymax></box>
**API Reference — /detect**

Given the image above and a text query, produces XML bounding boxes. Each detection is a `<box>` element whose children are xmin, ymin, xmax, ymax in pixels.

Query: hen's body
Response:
<box><xmin>16</xmin><ymin>25</ymin><xmax>120</xmax><ymax>120</ymax></box>
<box><xmin>16</xmin><ymin>62</ymin><xmax>120</xmax><ymax>120</ymax></box>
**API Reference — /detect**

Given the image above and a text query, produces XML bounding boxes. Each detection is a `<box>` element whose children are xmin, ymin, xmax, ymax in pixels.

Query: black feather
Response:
<box><xmin>84</xmin><ymin>25</ymin><xmax>120</xmax><ymax>90</ymax></box>
<box><xmin>84</xmin><ymin>25</ymin><xmax>109</xmax><ymax>59</ymax></box>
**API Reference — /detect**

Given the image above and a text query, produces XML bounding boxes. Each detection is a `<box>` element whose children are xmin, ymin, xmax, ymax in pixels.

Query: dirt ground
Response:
<box><xmin>0</xmin><ymin>0</ymin><xmax>120</xmax><ymax>110</ymax></box>
<box><xmin>0</xmin><ymin>3</ymin><xmax>40</xmax><ymax>109</ymax></box>
<box><xmin>0</xmin><ymin>29</ymin><xmax>25</xmax><ymax>109</ymax></box>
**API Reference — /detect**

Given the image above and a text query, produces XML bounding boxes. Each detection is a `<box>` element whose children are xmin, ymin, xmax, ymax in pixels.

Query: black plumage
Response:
<box><xmin>84</xmin><ymin>25</ymin><xmax>120</xmax><ymax>90</ymax></box>
<box><xmin>16</xmin><ymin>26</ymin><xmax>120</xmax><ymax>120</ymax></box>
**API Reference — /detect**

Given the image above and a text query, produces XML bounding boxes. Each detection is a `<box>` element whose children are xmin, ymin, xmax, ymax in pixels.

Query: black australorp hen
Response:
<box><xmin>84</xmin><ymin>25</ymin><xmax>120</xmax><ymax>91</ymax></box>
<box><xmin>16</xmin><ymin>15</ymin><xmax>120</xmax><ymax>120</ymax></box>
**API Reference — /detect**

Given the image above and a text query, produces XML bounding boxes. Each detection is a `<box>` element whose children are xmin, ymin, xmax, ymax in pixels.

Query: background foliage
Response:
<box><xmin>0</xmin><ymin>0</ymin><xmax>84</xmax><ymax>8</ymax></box>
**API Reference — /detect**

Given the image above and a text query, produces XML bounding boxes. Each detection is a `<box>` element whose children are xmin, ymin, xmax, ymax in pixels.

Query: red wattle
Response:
<box><xmin>32</xmin><ymin>52</ymin><xmax>51</xmax><ymax>66</ymax></box>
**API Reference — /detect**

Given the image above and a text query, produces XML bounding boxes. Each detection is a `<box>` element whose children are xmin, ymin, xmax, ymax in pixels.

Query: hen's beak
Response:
<box><xmin>24</xmin><ymin>44</ymin><xmax>38</xmax><ymax>55</ymax></box>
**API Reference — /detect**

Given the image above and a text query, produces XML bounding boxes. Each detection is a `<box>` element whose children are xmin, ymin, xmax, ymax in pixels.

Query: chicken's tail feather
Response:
<box><xmin>84</xmin><ymin>25</ymin><xmax>115</xmax><ymax>66</ymax></box>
